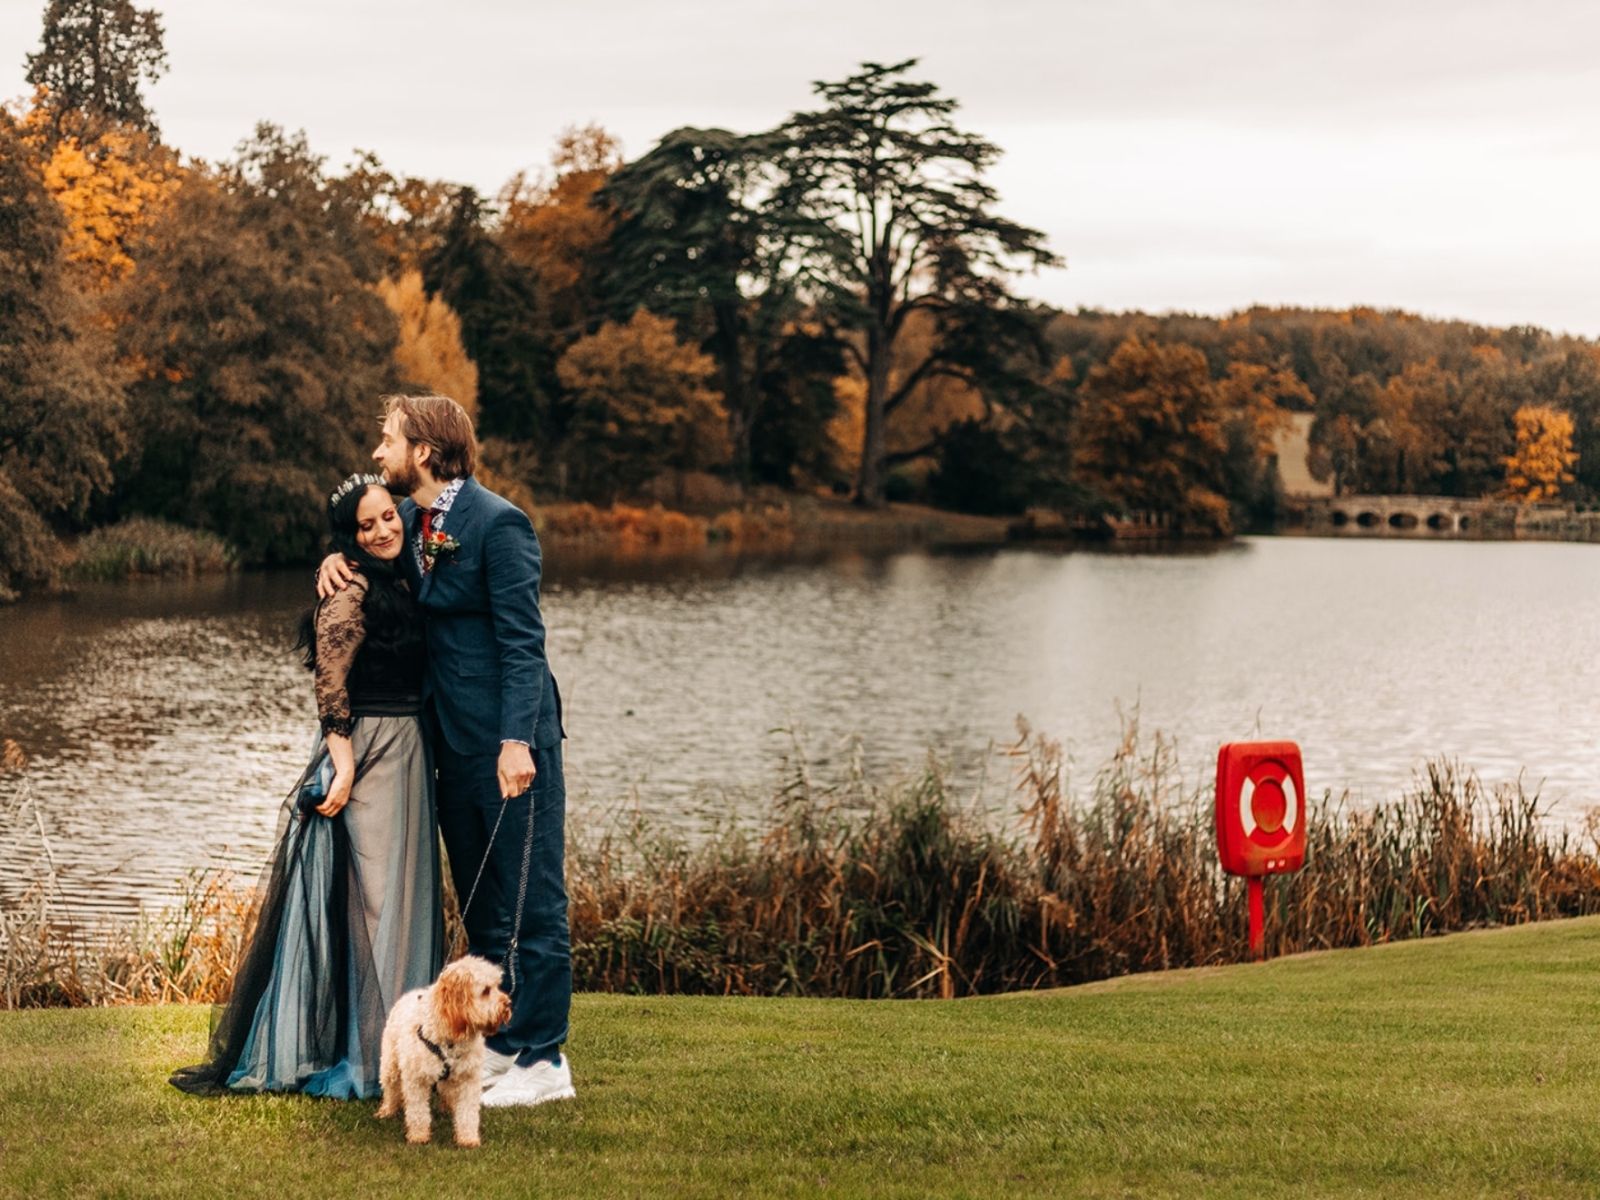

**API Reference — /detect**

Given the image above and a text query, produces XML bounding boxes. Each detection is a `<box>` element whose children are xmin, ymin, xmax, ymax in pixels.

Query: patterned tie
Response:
<box><xmin>420</xmin><ymin>509</ymin><xmax>434</xmax><ymax>571</ymax></box>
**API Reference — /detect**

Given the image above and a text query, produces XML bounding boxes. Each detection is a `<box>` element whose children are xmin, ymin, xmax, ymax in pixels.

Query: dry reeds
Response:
<box><xmin>567</xmin><ymin>719</ymin><xmax>1600</xmax><ymax>997</ymax></box>
<box><xmin>6</xmin><ymin>723</ymin><xmax>1600</xmax><ymax>1009</ymax></box>
<box><xmin>534</xmin><ymin>502</ymin><xmax>711</xmax><ymax>549</ymax></box>
<box><xmin>1</xmin><ymin>740</ymin><xmax>259</xmax><ymax>1008</ymax></box>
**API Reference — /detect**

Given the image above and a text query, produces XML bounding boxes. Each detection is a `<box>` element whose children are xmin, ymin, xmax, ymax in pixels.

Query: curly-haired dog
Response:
<box><xmin>377</xmin><ymin>955</ymin><xmax>511</xmax><ymax>1147</ymax></box>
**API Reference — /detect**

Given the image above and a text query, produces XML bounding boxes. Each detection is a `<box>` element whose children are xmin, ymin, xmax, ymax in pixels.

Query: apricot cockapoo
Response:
<box><xmin>377</xmin><ymin>955</ymin><xmax>512</xmax><ymax>1147</ymax></box>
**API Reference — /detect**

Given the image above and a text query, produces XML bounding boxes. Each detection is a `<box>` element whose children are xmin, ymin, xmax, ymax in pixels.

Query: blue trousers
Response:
<box><xmin>435</xmin><ymin>741</ymin><xmax>570</xmax><ymax>1066</ymax></box>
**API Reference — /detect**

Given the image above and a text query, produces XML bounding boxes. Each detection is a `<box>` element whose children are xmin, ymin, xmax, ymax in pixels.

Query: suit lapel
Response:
<box><xmin>399</xmin><ymin>498</ymin><xmax>423</xmax><ymax>590</ymax></box>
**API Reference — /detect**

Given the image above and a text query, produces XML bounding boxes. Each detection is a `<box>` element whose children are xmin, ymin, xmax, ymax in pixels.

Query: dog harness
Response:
<box><xmin>418</xmin><ymin>1027</ymin><xmax>455</xmax><ymax>1082</ymax></box>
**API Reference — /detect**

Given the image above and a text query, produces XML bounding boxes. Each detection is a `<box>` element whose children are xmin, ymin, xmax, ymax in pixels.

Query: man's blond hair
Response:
<box><xmin>382</xmin><ymin>393</ymin><xmax>477</xmax><ymax>481</ymax></box>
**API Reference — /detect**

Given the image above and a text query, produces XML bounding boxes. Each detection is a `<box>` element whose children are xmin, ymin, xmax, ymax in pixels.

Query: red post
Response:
<box><xmin>1247</xmin><ymin>876</ymin><xmax>1265</xmax><ymax>959</ymax></box>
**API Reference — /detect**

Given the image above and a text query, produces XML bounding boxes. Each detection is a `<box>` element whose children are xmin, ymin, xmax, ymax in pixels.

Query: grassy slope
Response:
<box><xmin>4</xmin><ymin>919</ymin><xmax>1600</xmax><ymax>1199</ymax></box>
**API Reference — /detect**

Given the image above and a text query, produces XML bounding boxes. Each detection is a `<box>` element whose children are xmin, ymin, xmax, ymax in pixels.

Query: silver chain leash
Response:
<box><xmin>457</xmin><ymin>777</ymin><xmax>537</xmax><ymax>993</ymax></box>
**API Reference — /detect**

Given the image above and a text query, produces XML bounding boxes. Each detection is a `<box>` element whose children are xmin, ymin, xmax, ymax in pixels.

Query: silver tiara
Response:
<box><xmin>329</xmin><ymin>473</ymin><xmax>385</xmax><ymax>506</ymax></box>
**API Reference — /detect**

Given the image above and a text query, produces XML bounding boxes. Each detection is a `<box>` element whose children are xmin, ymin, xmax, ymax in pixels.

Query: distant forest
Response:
<box><xmin>4</xmin><ymin>0</ymin><xmax>1597</xmax><ymax>597</ymax></box>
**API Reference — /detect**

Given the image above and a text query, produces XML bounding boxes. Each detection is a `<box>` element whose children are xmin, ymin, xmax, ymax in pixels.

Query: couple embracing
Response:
<box><xmin>171</xmin><ymin>394</ymin><xmax>571</xmax><ymax>1110</ymax></box>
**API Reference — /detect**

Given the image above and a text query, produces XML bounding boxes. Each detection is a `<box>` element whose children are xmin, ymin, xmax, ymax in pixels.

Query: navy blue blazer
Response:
<box><xmin>399</xmin><ymin>476</ymin><xmax>564</xmax><ymax>755</ymax></box>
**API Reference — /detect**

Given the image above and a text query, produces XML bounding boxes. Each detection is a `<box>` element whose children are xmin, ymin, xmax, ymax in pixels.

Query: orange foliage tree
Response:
<box><xmin>32</xmin><ymin>120</ymin><xmax>181</xmax><ymax>290</ymax></box>
<box><xmin>0</xmin><ymin>110</ymin><xmax>124</xmax><ymax>596</ymax></box>
<box><xmin>499</xmin><ymin>125</ymin><xmax>621</xmax><ymax>332</ymax></box>
<box><xmin>375</xmin><ymin>269</ymin><xmax>479</xmax><ymax>416</ymax></box>
<box><xmin>1074</xmin><ymin>337</ymin><xmax>1233</xmax><ymax>534</ymax></box>
<box><xmin>555</xmin><ymin>309</ymin><xmax>729</xmax><ymax>499</ymax></box>
<box><xmin>1503</xmin><ymin>405</ymin><xmax>1577</xmax><ymax>503</ymax></box>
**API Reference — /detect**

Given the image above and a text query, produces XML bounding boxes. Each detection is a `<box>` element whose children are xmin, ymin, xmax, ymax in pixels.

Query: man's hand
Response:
<box><xmin>315</xmin><ymin>553</ymin><xmax>358</xmax><ymax>601</ymax></box>
<box><xmin>497</xmin><ymin>742</ymin><xmax>536</xmax><ymax>800</ymax></box>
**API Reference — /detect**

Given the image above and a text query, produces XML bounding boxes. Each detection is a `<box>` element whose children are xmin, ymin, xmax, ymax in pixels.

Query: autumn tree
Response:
<box><xmin>554</xmin><ymin>309</ymin><xmax>728</xmax><ymax>499</ymax></box>
<box><xmin>1215</xmin><ymin>360</ymin><xmax>1305</xmax><ymax>522</ymax></box>
<box><xmin>1074</xmin><ymin>338</ymin><xmax>1231</xmax><ymax>534</ymax></box>
<box><xmin>376</xmin><ymin>270</ymin><xmax>479</xmax><ymax>416</ymax></box>
<box><xmin>0</xmin><ymin>112</ymin><xmax>124</xmax><ymax>597</ymax></box>
<box><xmin>333</xmin><ymin>151</ymin><xmax>461</xmax><ymax>277</ymax></box>
<box><xmin>25</xmin><ymin>0</ymin><xmax>167</xmax><ymax>145</ymax></box>
<box><xmin>499</xmin><ymin>124</ymin><xmax>621</xmax><ymax>334</ymax></box>
<box><xmin>1527</xmin><ymin>348</ymin><xmax>1600</xmax><ymax>498</ymax></box>
<box><xmin>1503</xmin><ymin>405</ymin><xmax>1577</xmax><ymax>503</ymax></box>
<box><xmin>1430</xmin><ymin>346</ymin><xmax>1520</xmax><ymax>496</ymax></box>
<box><xmin>26</xmin><ymin>116</ymin><xmax>181</xmax><ymax>290</ymax></box>
<box><xmin>1306</xmin><ymin>360</ymin><xmax>1382</xmax><ymax>495</ymax></box>
<box><xmin>1367</xmin><ymin>359</ymin><xmax>1453</xmax><ymax>493</ymax></box>
<box><xmin>228</xmin><ymin>124</ymin><xmax>389</xmax><ymax>285</ymax></box>
<box><xmin>115</xmin><ymin>149</ymin><xmax>399</xmax><ymax>563</ymax></box>
<box><xmin>780</xmin><ymin>59</ymin><xmax>1059</xmax><ymax>506</ymax></box>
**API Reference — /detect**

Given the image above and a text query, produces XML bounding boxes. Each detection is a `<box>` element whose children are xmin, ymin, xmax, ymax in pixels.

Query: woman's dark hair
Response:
<box><xmin>295</xmin><ymin>476</ymin><xmax>416</xmax><ymax>669</ymax></box>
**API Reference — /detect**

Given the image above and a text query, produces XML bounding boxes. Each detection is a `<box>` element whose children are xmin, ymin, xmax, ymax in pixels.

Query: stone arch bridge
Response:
<box><xmin>1294</xmin><ymin>495</ymin><xmax>1510</xmax><ymax>537</ymax></box>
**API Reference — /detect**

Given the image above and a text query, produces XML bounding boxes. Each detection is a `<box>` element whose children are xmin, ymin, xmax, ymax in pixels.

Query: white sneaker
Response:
<box><xmin>480</xmin><ymin>1055</ymin><xmax>575</xmax><ymax>1108</ymax></box>
<box><xmin>481</xmin><ymin>1047</ymin><xmax>517</xmax><ymax>1084</ymax></box>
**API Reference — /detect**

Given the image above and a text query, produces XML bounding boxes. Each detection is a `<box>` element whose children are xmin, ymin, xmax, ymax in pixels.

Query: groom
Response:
<box><xmin>320</xmin><ymin>393</ymin><xmax>571</xmax><ymax>1108</ymax></box>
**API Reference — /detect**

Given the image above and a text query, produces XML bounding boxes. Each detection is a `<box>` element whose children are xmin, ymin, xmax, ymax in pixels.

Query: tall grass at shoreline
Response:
<box><xmin>4</xmin><ymin>724</ymin><xmax>1599</xmax><ymax>1009</ymax></box>
<box><xmin>69</xmin><ymin>517</ymin><xmax>237</xmax><ymax>581</ymax></box>
<box><xmin>570</xmin><ymin>722</ymin><xmax>1600</xmax><ymax>997</ymax></box>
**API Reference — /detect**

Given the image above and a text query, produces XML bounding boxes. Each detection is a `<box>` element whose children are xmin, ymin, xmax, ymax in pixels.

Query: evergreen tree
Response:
<box><xmin>25</xmin><ymin>0</ymin><xmax>167</xmax><ymax>144</ymax></box>
<box><xmin>602</xmin><ymin>126</ymin><xmax>826</xmax><ymax>481</ymax></box>
<box><xmin>423</xmin><ymin>189</ymin><xmax>555</xmax><ymax>443</ymax></box>
<box><xmin>780</xmin><ymin>60</ymin><xmax>1058</xmax><ymax>506</ymax></box>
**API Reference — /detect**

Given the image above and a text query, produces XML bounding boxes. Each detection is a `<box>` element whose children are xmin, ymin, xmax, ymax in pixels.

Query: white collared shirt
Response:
<box><xmin>413</xmin><ymin>476</ymin><xmax>466</xmax><ymax>576</ymax></box>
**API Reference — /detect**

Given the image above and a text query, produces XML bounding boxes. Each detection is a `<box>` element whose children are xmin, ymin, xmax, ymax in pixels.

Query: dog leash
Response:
<box><xmin>457</xmin><ymin>779</ymin><xmax>536</xmax><ymax>993</ymax></box>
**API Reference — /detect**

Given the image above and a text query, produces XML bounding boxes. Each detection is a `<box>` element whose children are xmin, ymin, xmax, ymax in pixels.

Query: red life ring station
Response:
<box><xmin>1215</xmin><ymin>741</ymin><xmax>1307</xmax><ymax>958</ymax></box>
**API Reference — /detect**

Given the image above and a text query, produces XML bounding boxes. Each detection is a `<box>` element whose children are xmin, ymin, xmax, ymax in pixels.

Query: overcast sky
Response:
<box><xmin>6</xmin><ymin>0</ymin><xmax>1599</xmax><ymax>335</ymax></box>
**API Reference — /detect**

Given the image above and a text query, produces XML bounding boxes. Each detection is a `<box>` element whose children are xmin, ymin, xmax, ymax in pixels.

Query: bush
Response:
<box><xmin>929</xmin><ymin>420</ymin><xmax>1031</xmax><ymax>515</ymax></box>
<box><xmin>69</xmin><ymin>517</ymin><xmax>236</xmax><ymax>580</ymax></box>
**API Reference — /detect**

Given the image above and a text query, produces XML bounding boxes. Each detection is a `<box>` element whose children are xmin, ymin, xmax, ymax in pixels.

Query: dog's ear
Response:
<box><xmin>436</xmin><ymin>964</ymin><xmax>474</xmax><ymax>1043</ymax></box>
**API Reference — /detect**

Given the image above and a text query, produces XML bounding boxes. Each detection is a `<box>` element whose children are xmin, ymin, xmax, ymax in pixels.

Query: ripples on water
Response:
<box><xmin>4</xmin><ymin>537</ymin><xmax>1600</xmax><ymax>923</ymax></box>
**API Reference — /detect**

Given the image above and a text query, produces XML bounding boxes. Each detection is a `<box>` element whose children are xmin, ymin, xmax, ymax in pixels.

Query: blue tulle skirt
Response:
<box><xmin>172</xmin><ymin>715</ymin><xmax>443</xmax><ymax>1099</ymax></box>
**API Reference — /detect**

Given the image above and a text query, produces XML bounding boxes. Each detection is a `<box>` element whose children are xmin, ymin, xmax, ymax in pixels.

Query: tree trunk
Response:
<box><xmin>713</xmin><ymin>302</ymin><xmax>750</xmax><ymax>481</ymax></box>
<box><xmin>855</xmin><ymin>319</ymin><xmax>890</xmax><ymax>507</ymax></box>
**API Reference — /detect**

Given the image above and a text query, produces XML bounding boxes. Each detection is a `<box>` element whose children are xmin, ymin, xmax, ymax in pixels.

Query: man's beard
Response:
<box><xmin>384</xmin><ymin>457</ymin><xmax>421</xmax><ymax>496</ymax></box>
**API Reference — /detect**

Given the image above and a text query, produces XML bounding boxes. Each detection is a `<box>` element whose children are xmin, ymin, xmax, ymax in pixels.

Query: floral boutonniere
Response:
<box><xmin>423</xmin><ymin>528</ymin><xmax>461</xmax><ymax>570</ymax></box>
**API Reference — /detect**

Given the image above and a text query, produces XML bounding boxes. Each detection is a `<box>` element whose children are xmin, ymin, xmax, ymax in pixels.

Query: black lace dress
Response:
<box><xmin>171</xmin><ymin>575</ymin><xmax>444</xmax><ymax>1098</ymax></box>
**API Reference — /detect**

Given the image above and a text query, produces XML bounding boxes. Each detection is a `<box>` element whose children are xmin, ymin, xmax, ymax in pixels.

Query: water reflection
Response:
<box><xmin>4</xmin><ymin>537</ymin><xmax>1600</xmax><ymax>924</ymax></box>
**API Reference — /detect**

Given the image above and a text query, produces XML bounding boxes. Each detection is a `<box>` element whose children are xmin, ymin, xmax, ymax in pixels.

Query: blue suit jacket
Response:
<box><xmin>400</xmin><ymin>477</ymin><xmax>564</xmax><ymax>755</ymax></box>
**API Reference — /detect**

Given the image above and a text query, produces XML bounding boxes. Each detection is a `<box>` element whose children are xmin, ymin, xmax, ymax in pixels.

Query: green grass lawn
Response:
<box><xmin>5</xmin><ymin>919</ymin><xmax>1600</xmax><ymax>1199</ymax></box>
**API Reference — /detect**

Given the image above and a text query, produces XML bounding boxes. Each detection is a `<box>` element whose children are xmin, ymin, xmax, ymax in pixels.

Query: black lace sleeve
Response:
<box><xmin>313</xmin><ymin>579</ymin><xmax>368</xmax><ymax>738</ymax></box>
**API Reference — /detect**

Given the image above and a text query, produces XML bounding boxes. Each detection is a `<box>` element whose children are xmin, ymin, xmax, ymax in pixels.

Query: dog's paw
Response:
<box><xmin>455</xmin><ymin>1135</ymin><xmax>481</xmax><ymax>1149</ymax></box>
<box><xmin>376</xmin><ymin>1101</ymin><xmax>398</xmax><ymax>1120</ymax></box>
<box><xmin>405</xmin><ymin>1130</ymin><xmax>432</xmax><ymax>1145</ymax></box>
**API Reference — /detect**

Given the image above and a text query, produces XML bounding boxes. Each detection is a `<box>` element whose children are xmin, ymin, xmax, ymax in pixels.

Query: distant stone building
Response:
<box><xmin>1272</xmin><ymin>411</ymin><xmax>1331</xmax><ymax>498</ymax></box>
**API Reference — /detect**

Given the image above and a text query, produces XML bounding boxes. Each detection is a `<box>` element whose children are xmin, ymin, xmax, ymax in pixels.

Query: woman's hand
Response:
<box><xmin>316</xmin><ymin>734</ymin><xmax>356</xmax><ymax>818</ymax></box>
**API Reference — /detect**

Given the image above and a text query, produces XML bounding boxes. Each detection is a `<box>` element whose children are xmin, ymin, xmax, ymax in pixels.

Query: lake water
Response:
<box><xmin>4</xmin><ymin>536</ymin><xmax>1600</xmax><ymax>925</ymax></box>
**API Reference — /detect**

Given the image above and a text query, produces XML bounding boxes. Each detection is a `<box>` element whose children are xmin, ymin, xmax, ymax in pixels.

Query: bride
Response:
<box><xmin>171</xmin><ymin>474</ymin><xmax>443</xmax><ymax>1098</ymax></box>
